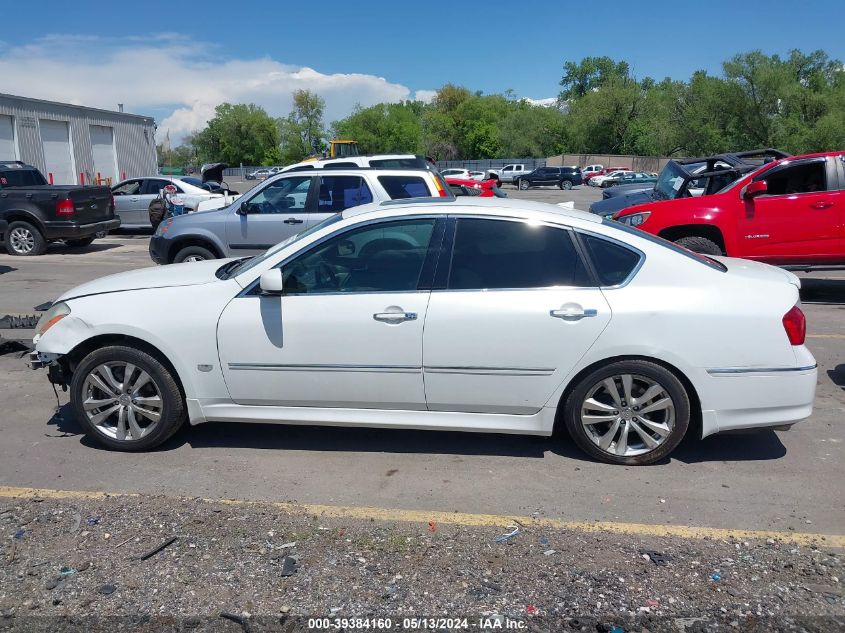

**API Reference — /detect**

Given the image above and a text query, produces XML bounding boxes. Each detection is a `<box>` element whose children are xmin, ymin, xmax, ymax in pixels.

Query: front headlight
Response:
<box><xmin>617</xmin><ymin>211</ymin><xmax>651</xmax><ymax>227</ymax></box>
<box><xmin>155</xmin><ymin>218</ymin><xmax>174</xmax><ymax>236</ymax></box>
<box><xmin>36</xmin><ymin>302</ymin><xmax>71</xmax><ymax>336</ymax></box>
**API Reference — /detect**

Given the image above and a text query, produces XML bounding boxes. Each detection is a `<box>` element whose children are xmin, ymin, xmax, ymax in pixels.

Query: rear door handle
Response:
<box><xmin>284</xmin><ymin>217</ymin><xmax>304</xmax><ymax>224</ymax></box>
<box><xmin>811</xmin><ymin>201</ymin><xmax>833</xmax><ymax>210</ymax></box>
<box><xmin>550</xmin><ymin>308</ymin><xmax>598</xmax><ymax>321</ymax></box>
<box><xmin>373</xmin><ymin>312</ymin><xmax>417</xmax><ymax>323</ymax></box>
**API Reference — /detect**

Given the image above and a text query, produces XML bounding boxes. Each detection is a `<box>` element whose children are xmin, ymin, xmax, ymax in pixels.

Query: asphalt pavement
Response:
<box><xmin>0</xmin><ymin>184</ymin><xmax>843</xmax><ymax>540</ymax></box>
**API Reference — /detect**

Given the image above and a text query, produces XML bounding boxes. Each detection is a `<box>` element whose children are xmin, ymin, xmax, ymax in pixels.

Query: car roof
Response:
<box><xmin>281</xmin><ymin>154</ymin><xmax>426</xmax><ymax>172</ymax></box>
<box><xmin>341</xmin><ymin>196</ymin><xmax>603</xmax><ymax>227</ymax></box>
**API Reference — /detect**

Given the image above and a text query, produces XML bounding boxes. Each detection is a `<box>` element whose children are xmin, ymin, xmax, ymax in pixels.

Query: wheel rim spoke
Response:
<box><xmin>115</xmin><ymin>407</ymin><xmax>128</xmax><ymax>441</ymax></box>
<box><xmin>602</xmin><ymin>379</ymin><xmax>623</xmax><ymax>407</ymax></box>
<box><xmin>122</xmin><ymin>363</ymin><xmax>136</xmax><ymax>391</ymax></box>
<box><xmin>638</xmin><ymin>397</ymin><xmax>671</xmax><ymax>416</ymax></box>
<box><xmin>83</xmin><ymin>396</ymin><xmax>117</xmax><ymax>411</ymax></box>
<box><xmin>637</xmin><ymin>416</ymin><xmax>672</xmax><ymax>437</ymax></box>
<box><xmin>127</xmin><ymin>408</ymin><xmax>145</xmax><ymax>439</ymax></box>
<box><xmin>89</xmin><ymin>403</ymin><xmax>120</xmax><ymax>427</ymax></box>
<box><xmin>582</xmin><ymin>413</ymin><xmax>617</xmax><ymax>426</ymax></box>
<box><xmin>133</xmin><ymin>395</ymin><xmax>161</xmax><ymax>407</ymax></box>
<box><xmin>98</xmin><ymin>365</ymin><xmax>123</xmax><ymax>393</ymax></box>
<box><xmin>131</xmin><ymin>371</ymin><xmax>152</xmax><ymax>393</ymax></box>
<box><xmin>86</xmin><ymin>373</ymin><xmax>118</xmax><ymax>399</ymax></box>
<box><xmin>598</xmin><ymin>419</ymin><xmax>621</xmax><ymax>450</ymax></box>
<box><xmin>620</xmin><ymin>374</ymin><xmax>633</xmax><ymax>404</ymax></box>
<box><xmin>634</xmin><ymin>384</ymin><xmax>663</xmax><ymax>406</ymax></box>
<box><xmin>615</xmin><ymin>423</ymin><xmax>630</xmax><ymax>455</ymax></box>
<box><xmin>583</xmin><ymin>397</ymin><xmax>616</xmax><ymax>413</ymax></box>
<box><xmin>132</xmin><ymin>404</ymin><xmax>160</xmax><ymax>423</ymax></box>
<box><xmin>630</xmin><ymin>420</ymin><xmax>659</xmax><ymax>449</ymax></box>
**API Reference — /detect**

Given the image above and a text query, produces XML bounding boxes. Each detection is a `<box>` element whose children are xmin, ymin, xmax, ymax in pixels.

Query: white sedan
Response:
<box><xmin>589</xmin><ymin>170</ymin><xmax>632</xmax><ymax>187</ymax></box>
<box><xmin>30</xmin><ymin>198</ymin><xmax>816</xmax><ymax>465</ymax></box>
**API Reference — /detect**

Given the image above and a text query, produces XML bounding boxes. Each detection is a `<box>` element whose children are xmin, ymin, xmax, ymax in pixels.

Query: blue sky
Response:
<box><xmin>3</xmin><ymin>0</ymin><xmax>844</xmax><ymax>141</ymax></box>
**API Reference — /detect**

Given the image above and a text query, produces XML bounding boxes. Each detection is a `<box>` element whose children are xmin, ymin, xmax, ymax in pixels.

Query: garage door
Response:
<box><xmin>0</xmin><ymin>115</ymin><xmax>16</xmax><ymax>160</ymax></box>
<box><xmin>90</xmin><ymin>125</ymin><xmax>117</xmax><ymax>184</ymax></box>
<box><xmin>40</xmin><ymin>119</ymin><xmax>75</xmax><ymax>185</ymax></box>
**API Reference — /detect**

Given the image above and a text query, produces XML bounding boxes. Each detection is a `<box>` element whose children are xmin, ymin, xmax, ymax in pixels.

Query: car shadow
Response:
<box><xmin>49</xmin><ymin>403</ymin><xmax>788</xmax><ymax>464</ymax></box>
<box><xmin>827</xmin><ymin>364</ymin><xmax>845</xmax><ymax>391</ymax></box>
<box><xmin>46</xmin><ymin>243</ymin><xmax>123</xmax><ymax>255</ymax></box>
<box><xmin>800</xmin><ymin>278</ymin><xmax>845</xmax><ymax>304</ymax></box>
<box><xmin>0</xmin><ymin>265</ymin><xmax>16</xmax><ymax>275</ymax></box>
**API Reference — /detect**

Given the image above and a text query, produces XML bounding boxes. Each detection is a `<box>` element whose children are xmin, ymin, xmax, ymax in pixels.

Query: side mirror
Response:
<box><xmin>743</xmin><ymin>180</ymin><xmax>767</xmax><ymax>199</ymax></box>
<box><xmin>236</xmin><ymin>202</ymin><xmax>251</xmax><ymax>216</ymax></box>
<box><xmin>259</xmin><ymin>269</ymin><xmax>284</xmax><ymax>295</ymax></box>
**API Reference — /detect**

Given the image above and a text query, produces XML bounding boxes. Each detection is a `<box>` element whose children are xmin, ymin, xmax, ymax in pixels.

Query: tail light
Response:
<box><xmin>56</xmin><ymin>199</ymin><xmax>75</xmax><ymax>216</ymax></box>
<box><xmin>433</xmin><ymin>175</ymin><xmax>449</xmax><ymax>197</ymax></box>
<box><xmin>782</xmin><ymin>305</ymin><xmax>806</xmax><ymax>345</ymax></box>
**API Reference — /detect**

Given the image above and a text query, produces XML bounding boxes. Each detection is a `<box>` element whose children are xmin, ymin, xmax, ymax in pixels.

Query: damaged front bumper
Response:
<box><xmin>27</xmin><ymin>350</ymin><xmax>70</xmax><ymax>388</ymax></box>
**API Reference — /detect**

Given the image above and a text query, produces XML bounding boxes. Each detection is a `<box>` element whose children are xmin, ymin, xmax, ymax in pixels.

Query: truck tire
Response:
<box><xmin>674</xmin><ymin>236</ymin><xmax>723</xmax><ymax>256</ymax></box>
<box><xmin>559</xmin><ymin>180</ymin><xmax>573</xmax><ymax>190</ymax></box>
<box><xmin>65</xmin><ymin>236</ymin><xmax>96</xmax><ymax>248</ymax></box>
<box><xmin>6</xmin><ymin>221</ymin><xmax>47</xmax><ymax>256</ymax></box>
<box><xmin>173</xmin><ymin>245</ymin><xmax>216</xmax><ymax>263</ymax></box>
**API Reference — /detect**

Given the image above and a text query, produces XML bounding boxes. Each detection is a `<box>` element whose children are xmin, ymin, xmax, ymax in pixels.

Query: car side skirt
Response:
<box><xmin>186</xmin><ymin>399</ymin><xmax>557</xmax><ymax>436</ymax></box>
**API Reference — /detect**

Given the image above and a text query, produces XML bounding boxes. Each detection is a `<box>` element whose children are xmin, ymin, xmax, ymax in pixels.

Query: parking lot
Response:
<box><xmin>1</xmin><ymin>183</ymin><xmax>843</xmax><ymax>535</ymax></box>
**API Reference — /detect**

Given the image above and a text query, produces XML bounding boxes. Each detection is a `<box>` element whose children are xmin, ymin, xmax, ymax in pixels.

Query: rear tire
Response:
<box><xmin>70</xmin><ymin>345</ymin><xmax>185</xmax><ymax>451</ymax></box>
<box><xmin>173</xmin><ymin>245</ymin><xmax>216</xmax><ymax>263</ymax></box>
<box><xmin>65</xmin><ymin>236</ymin><xmax>96</xmax><ymax>248</ymax></box>
<box><xmin>560</xmin><ymin>180</ymin><xmax>573</xmax><ymax>190</ymax></box>
<box><xmin>519</xmin><ymin>179</ymin><xmax>529</xmax><ymax>190</ymax></box>
<box><xmin>6</xmin><ymin>221</ymin><xmax>47</xmax><ymax>256</ymax></box>
<box><xmin>674</xmin><ymin>236</ymin><xmax>723</xmax><ymax>256</ymax></box>
<box><xmin>562</xmin><ymin>359</ymin><xmax>690</xmax><ymax>465</ymax></box>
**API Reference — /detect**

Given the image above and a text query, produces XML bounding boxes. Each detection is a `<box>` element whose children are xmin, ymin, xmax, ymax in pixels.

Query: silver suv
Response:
<box><xmin>149</xmin><ymin>159</ymin><xmax>450</xmax><ymax>264</ymax></box>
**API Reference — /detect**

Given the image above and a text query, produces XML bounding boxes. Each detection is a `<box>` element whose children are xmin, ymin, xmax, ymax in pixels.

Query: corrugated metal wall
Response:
<box><xmin>0</xmin><ymin>93</ymin><xmax>157</xmax><ymax>185</ymax></box>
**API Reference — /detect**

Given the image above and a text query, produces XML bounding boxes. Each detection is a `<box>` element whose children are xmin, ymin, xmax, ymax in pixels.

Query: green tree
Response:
<box><xmin>193</xmin><ymin>103</ymin><xmax>280</xmax><ymax>165</ymax></box>
<box><xmin>275</xmin><ymin>89</ymin><xmax>327</xmax><ymax>164</ymax></box>
<box><xmin>331</xmin><ymin>101</ymin><xmax>423</xmax><ymax>154</ymax></box>
<box><xmin>559</xmin><ymin>56</ymin><xmax>631</xmax><ymax>101</ymax></box>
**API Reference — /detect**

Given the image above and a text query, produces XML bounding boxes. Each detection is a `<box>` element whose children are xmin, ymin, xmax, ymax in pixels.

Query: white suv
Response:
<box><xmin>149</xmin><ymin>163</ymin><xmax>451</xmax><ymax>264</ymax></box>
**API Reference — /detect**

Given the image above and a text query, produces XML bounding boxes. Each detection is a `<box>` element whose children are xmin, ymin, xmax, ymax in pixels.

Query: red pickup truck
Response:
<box><xmin>614</xmin><ymin>151</ymin><xmax>844</xmax><ymax>268</ymax></box>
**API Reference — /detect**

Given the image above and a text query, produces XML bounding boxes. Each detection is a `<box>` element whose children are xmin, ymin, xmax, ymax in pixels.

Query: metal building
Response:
<box><xmin>0</xmin><ymin>93</ymin><xmax>157</xmax><ymax>186</ymax></box>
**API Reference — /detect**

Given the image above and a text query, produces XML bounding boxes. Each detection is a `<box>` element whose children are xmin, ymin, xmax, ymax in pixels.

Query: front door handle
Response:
<box><xmin>811</xmin><ymin>201</ymin><xmax>833</xmax><ymax>210</ymax></box>
<box><xmin>284</xmin><ymin>217</ymin><xmax>304</xmax><ymax>224</ymax></box>
<box><xmin>550</xmin><ymin>308</ymin><xmax>598</xmax><ymax>321</ymax></box>
<box><xmin>373</xmin><ymin>311</ymin><xmax>417</xmax><ymax>323</ymax></box>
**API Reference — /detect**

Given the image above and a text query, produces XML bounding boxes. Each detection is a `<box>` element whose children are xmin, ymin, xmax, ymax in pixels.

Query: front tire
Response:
<box><xmin>173</xmin><ymin>245</ymin><xmax>216</xmax><ymax>263</ymax></box>
<box><xmin>560</xmin><ymin>180</ymin><xmax>573</xmax><ymax>190</ymax></box>
<box><xmin>70</xmin><ymin>345</ymin><xmax>185</xmax><ymax>451</ymax></box>
<box><xmin>674</xmin><ymin>236</ymin><xmax>723</xmax><ymax>256</ymax></box>
<box><xmin>563</xmin><ymin>360</ymin><xmax>690</xmax><ymax>465</ymax></box>
<box><xmin>6</xmin><ymin>221</ymin><xmax>47</xmax><ymax>256</ymax></box>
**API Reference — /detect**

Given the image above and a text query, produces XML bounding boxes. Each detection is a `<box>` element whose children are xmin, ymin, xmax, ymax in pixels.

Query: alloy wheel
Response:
<box><xmin>183</xmin><ymin>255</ymin><xmax>206</xmax><ymax>263</ymax></box>
<box><xmin>82</xmin><ymin>362</ymin><xmax>163</xmax><ymax>441</ymax></box>
<box><xmin>9</xmin><ymin>227</ymin><xmax>35</xmax><ymax>254</ymax></box>
<box><xmin>579</xmin><ymin>373</ymin><xmax>675</xmax><ymax>457</ymax></box>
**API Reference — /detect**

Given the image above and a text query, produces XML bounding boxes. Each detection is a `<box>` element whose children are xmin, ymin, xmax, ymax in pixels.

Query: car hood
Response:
<box><xmin>590</xmin><ymin>190</ymin><xmax>657</xmax><ymax>216</ymax></box>
<box><xmin>57</xmin><ymin>259</ymin><xmax>238</xmax><ymax>302</ymax></box>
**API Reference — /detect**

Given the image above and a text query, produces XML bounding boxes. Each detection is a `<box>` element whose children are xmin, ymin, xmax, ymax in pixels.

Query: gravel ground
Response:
<box><xmin>1</xmin><ymin>495</ymin><xmax>842</xmax><ymax>632</ymax></box>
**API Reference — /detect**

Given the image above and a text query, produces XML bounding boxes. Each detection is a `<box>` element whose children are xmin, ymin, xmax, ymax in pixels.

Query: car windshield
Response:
<box><xmin>221</xmin><ymin>213</ymin><xmax>346</xmax><ymax>279</ymax></box>
<box><xmin>653</xmin><ymin>162</ymin><xmax>689</xmax><ymax>201</ymax></box>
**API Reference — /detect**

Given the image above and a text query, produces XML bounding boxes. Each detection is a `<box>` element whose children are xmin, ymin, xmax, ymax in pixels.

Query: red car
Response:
<box><xmin>584</xmin><ymin>166</ymin><xmax>630</xmax><ymax>184</ymax></box>
<box><xmin>613</xmin><ymin>151</ymin><xmax>844</xmax><ymax>267</ymax></box>
<box><xmin>445</xmin><ymin>177</ymin><xmax>507</xmax><ymax>198</ymax></box>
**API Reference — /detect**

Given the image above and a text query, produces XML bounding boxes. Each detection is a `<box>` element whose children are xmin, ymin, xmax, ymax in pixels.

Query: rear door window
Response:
<box><xmin>378</xmin><ymin>175</ymin><xmax>431</xmax><ymax>199</ymax></box>
<box><xmin>447</xmin><ymin>218</ymin><xmax>591</xmax><ymax>290</ymax></box>
<box><xmin>316</xmin><ymin>175</ymin><xmax>373</xmax><ymax>213</ymax></box>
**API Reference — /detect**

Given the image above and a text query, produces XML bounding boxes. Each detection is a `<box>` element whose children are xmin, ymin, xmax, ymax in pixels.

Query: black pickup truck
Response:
<box><xmin>1</xmin><ymin>161</ymin><xmax>120</xmax><ymax>256</ymax></box>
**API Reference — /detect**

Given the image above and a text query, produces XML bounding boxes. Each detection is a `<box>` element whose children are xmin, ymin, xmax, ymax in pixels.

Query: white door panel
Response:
<box><xmin>423</xmin><ymin>288</ymin><xmax>611</xmax><ymax>414</ymax></box>
<box><xmin>217</xmin><ymin>292</ymin><xmax>430</xmax><ymax>409</ymax></box>
<box><xmin>40</xmin><ymin>119</ymin><xmax>75</xmax><ymax>185</ymax></box>
<box><xmin>89</xmin><ymin>125</ymin><xmax>117</xmax><ymax>184</ymax></box>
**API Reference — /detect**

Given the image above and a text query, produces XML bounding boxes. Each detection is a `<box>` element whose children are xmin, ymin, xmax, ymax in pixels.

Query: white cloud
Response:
<box><xmin>414</xmin><ymin>90</ymin><xmax>438</xmax><ymax>103</ymax></box>
<box><xmin>0</xmin><ymin>35</ymin><xmax>416</xmax><ymax>143</ymax></box>
<box><xmin>523</xmin><ymin>97</ymin><xmax>559</xmax><ymax>107</ymax></box>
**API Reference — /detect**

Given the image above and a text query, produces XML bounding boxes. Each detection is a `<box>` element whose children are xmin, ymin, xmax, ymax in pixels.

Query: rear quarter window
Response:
<box><xmin>581</xmin><ymin>234</ymin><xmax>642</xmax><ymax>286</ymax></box>
<box><xmin>378</xmin><ymin>175</ymin><xmax>430</xmax><ymax>199</ymax></box>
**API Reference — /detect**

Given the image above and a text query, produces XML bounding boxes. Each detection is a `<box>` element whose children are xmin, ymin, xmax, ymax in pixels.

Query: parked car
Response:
<box><xmin>490</xmin><ymin>164</ymin><xmax>532</xmax><ymax>184</ymax></box>
<box><xmin>31</xmin><ymin>197</ymin><xmax>816</xmax><ymax>465</ymax></box>
<box><xmin>246</xmin><ymin>168</ymin><xmax>272</xmax><ymax>180</ymax></box>
<box><xmin>445</xmin><ymin>177</ymin><xmax>507</xmax><ymax>198</ymax></box>
<box><xmin>517</xmin><ymin>166</ymin><xmax>583</xmax><ymax>190</ymax></box>
<box><xmin>149</xmin><ymin>163</ymin><xmax>451</xmax><ymax>264</ymax></box>
<box><xmin>112</xmin><ymin>176</ymin><xmax>240</xmax><ymax>229</ymax></box>
<box><xmin>591</xmin><ymin>149</ymin><xmax>791</xmax><ymax>218</ymax></box>
<box><xmin>584</xmin><ymin>167</ymin><xmax>630</xmax><ymax>185</ymax></box>
<box><xmin>601</xmin><ymin>172</ymin><xmax>658</xmax><ymax>189</ymax></box>
<box><xmin>0</xmin><ymin>160</ymin><xmax>118</xmax><ymax>256</ymax></box>
<box><xmin>281</xmin><ymin>154</ymin><xmax>435</xmax><ymax>173</ymax></box>
<box><xmin>440</xmin><ymin>168</ymin><xmax>473</xmax><ymax>180</ymax></box>
<box><xmin>590</xmin><ymin>170</ymin><xmax>633</xmax><ymax>187</ymax></box>
<box><xmin>582</xmin><ymin>164</ymin><xmax>604</xmax><ymax>179</ymax></box>
<box><xmin>614</xmin><ymin>151</ymin><xmax>843</xmax><ymax>268</ymax></box>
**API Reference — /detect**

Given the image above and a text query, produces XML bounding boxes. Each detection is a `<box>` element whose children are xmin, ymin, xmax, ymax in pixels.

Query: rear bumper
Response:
<box><xmin>42</xmin><ymin>218</ymin><xmax>120</xmax><ymax>239</ymax></box>
<box><xmin>698</xmin><ymin>363</ymin><xmax>817</xmax><ymax>437</ymax></box>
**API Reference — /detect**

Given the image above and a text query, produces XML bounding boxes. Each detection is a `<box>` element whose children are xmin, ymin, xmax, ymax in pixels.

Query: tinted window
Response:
<box><xmin>282</xmin><ymin>219</ymin><xmax>436</xmax><ymax>294</ymax></box>
<box><xmin>0</xmin><ymin>168</ymin><xmax>48</xmax><ymax>188</ymax></box>
<box><xmin>317</xmin><ymin>175</ymin><xmax>373</xmax><ymax>213</ymax></box>
<box><xmin>581</xmin><ymin>234</ymin><xmax>641</xmax><ymax>286</ymax></box>
<box><xmin>448</xmin><ymin>219</ymin><xmax>590</xmax><ymax>290</ymax></box>
<box><xmin>143</xmin><ymin>179</ymin><xmax>178</xmax><ymax>195</ymax></box>
<box><xmin>758</xmin><ymin>161</ymin><xmax>827</xmax><ymax>195</ymax></box>
<box><xmin>247</xmin><ymin>176</ymin><xmax>311</xmax><ymax>214</ymax></box>
<box><xmin>378</xmin><ymin>175</ymin><xmax>430</xmax><ymax>199</ymax></box>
